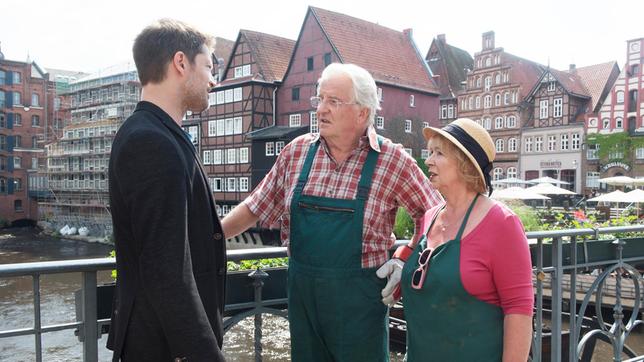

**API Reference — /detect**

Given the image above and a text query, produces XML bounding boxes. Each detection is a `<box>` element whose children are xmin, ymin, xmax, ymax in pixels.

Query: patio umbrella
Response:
<box><xmin>587</xmin><ymin>190</ymin><xmax>626</xmax><ymax>202</ymax></box>
<box><xmin>526</xmin><ymin>183</ymin><xmax>576</xmax><ymax>195</ymax></box>
<box><xmin>526</xmin><ymin>176</ymin><xmax>571</xmax><ymax>185</ymax></box>
<box><xmin>598</xmin><ymin>176</ymin><xmax>637</xmax><ymax>186</ymax></box>
<box><xmin>624</xmin><ymin>189</ymin><xmax>644</xmax><ymax>217</ymax></box>
<box><xmin>491</xmin><ymin>187</ymin><xmax>551</xmax><ymax>200</ymax></box>
<box><xmin>491</xmin><ymin>177</ymin><xmax>531</xmax><ymax>186</ymax></box>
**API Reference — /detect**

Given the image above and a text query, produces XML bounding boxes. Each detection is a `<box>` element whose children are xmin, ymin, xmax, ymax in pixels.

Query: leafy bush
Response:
<box><xmin>393</xmin><ymin>208</ymin><xmax>414</xmax><ymax>239</ymax></box>
<box><xmin>227</xmin><ymin>257</ymin><xmax>288</xmax><ymax>271</ymax></box>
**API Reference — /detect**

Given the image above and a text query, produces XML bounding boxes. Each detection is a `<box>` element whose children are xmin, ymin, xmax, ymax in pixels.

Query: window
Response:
<box><xmin>307</xmin><ymin>57</ymin><xmax>314</xmax><ymax>71</ymax></box>
<box><xmin>630</xmin><ymin>64</ymin><xmax>640</xmax><ymax>76</ymax></box>
<box><xmin>265</xmin><ymin>142</ymin><xmax>275</xmax><ymax>156</ymax></box>
<box><xmin>586</xmin><ymin>172</ymin><xmax>600</xmax><ymax>188</ymax></box>
<box><xmin>0</xmin><ymin>114</ymin><xmax>4</xmax><ymax>128</ymax></box>
<box><xmin>234</xmin><ymin>117</ymin><xmax>242</xmax><ymax>134</ymax></box>
<box><xmin>275</xmin><ymin>141</ymin><xmax>285</xmax><ymax>155</ymax></box>
<box><xmin>0</xmin><ymin>177</ymin><xmax>5</xmax><ymax>193</ymax></box>
<box><xmin>32</xmin><ymin>115</ymin><xmax>40</xmax><ymax>126</ymax></box>
<box><xmin>553</xmin><ymin>98</ymin><xmax>563</xmax><ymax>118</ymax></box>
<box><xmin>31</xmin><ymin>93</ymin><xmax>40</xmax><ymax>107</ymax></box>
<box><xmin>506</xmin><ymin>115</ymin><xmax>516</xmax><ymax>128</ymax></box>
<box><xmin>227</xmin><ymin>149</ymin><xmax>236</xmax><ymax>164</ymax></box>
<box><xmin>0</xmin><ymin>92</ymin><xmax>4</xmax><ymax>109</ymax></box>
<box><xmin>547</xmin><ymin>81</ymin><xmax>556</xmax><ymax>92</ymax></box>
<box><xmin>216</xmin><ymin>91</ymin><xmax>225</xmax><ymax>104</ymax></box>
<box><xmin>208</xmin><ymin>93</ymin><xmax>217</xmax><ymax>106</ymax></box>
<box><xmin>535</xmin><ymin>137</ymin><xmax>543</xmax><ymax>152</ymax></box>
<box><xmin>0</xmin><ymin>71</ymin><xmax>5</xmax><ymax>85</ymax></box>
<box><xmin>225</xmin><ymin>118</ymin><xmax>234</xmax><ymax>135</ymax></box>
<box><xmin>242</xmin><ymin>65</ymin><xmax>251</xmax><ymax>76</ymax></box>
<box><xmin>512</xmin><ymin>91</ymin><xmax>518</xmax><ymax>104</ymax></box>
<box><xmin>525</xmin><ymin>137</ymin><xmax>533</xmax><ymax>152</ymax></box>
<box><xmin>468</xmin><ymin>97</ymin><xmax>473</xmax><ymax>109</ymax></box>
<box><xmin>202</xmin><ymin>150</ymin><xmax>211</xmax><ymax>164</ymax></box>
<box><xmin>324</xmin><ymin>53</ymin><xmax>332</xmax><ymax>67</ymax></box>
<box><xmin>14</xmin><ymin>156</ymin><xmax>22</xmax><ymax>169</ymax></box>
<box><xmin>213</xmin><ymin>150</ymin><xmax>222</xmax><ymax>164</ymax></box>
<box><xmin>495</xmin><ymin>139</ymin><xmax>504</xmax><ymax>152</ymax></box>
<box><xmin>227</xmin><ymin>178</ymin><xmax>236</xmax><ymax>192</ymax></box>
<box><xmin>441</xmin><ymin>105</ymin><xmax>447</xmax><ymax>119</ymax></box>
<box><xmin>495</xmin><ymin>116</ymin><xmax>504</xmax><ymax>129</ymax></box>
<box><xmin>495</xmin><ymin>73</ymin><xmax>501</xmax><ymax>84</ymax></box>
<box><xmin>508</xmin><ymin>138</ymin><xmax>517</xmax><ymax>152</ymax></box>
<box><xmin>32</xmin><ymin>136</ymin><xmax>37</xmax><ymax>148</ymax></box>
<box><xmin>225</xmin><ymin>89</ymin><xmax>233</xmax><ymax>103</ymax></box>
<box><xmin>239</xmin><ymin>148</ymin><xmax>249</xmax><ymax>163</ymax></box>
<box><xmin>211</xmin><ymin>178</ymin><xmax>222</xmax><ymax>192</ymax></box>
<box><xmin>495</xmin><ymin>93</ymin><xmax>501</xmax><ymax>106</ymax></box>
<box><xmin>507</xmin><ymin>167</ymin><xmax>517</xmax><ymax>179</ymax></box>
<box><xmin>560</xmin><ymin>134</ymin><xmax>569</xmax><ymax>150</ymax></box>
<box><xmin>608</xmin><ymin>147</ymin><xmax>623</xmax><ymax>160</ymax></box>
<box><xmin>15</xmin><ymin>135</ymin><xmax>22</xmax><ymax>148</ymax></box>
<box><xmin>616</xmin><ymin>91</ymin><xmax>624</xmax><ymax>103</ymax></box>
<box><xmin>422</xmin><ymin>121</ymin><xmax>429</xmax><ymax>128</ymax></box>
<box><xmin>409</xmin><ymin>95</ymin><xmax>415</xmax><ymax>107</ymax></box>
<box><xmin>377</xmin><ymin>87</ymin><xmax>383</xmax><ymax>101</ymax></box>
<box><xmin>629</xmin><ymin>90</ymin><xmax>639</xmax><ymax>112</ymax></box>
<box><xmin>292</xmin><ymin>87</ymin><xmax>300</xmax><ymax>101</ymax></box>
<box><xmin>310</xmin><ymin>112</ymin><xmax>319</xmax><ymax>133</ymax></box>
<box><xmin>616</xmin><ymin>117</ymin><xmax>623</xmax><ymax>129</ymax></box>
<box><xmin>493</xmin><ymin>167</ymin><xmax>503</xmax><ymax>181</ymax></box>
<box><xmin>571</xmin><ymin>134</ymin><xmax>580</xmax><ymax>150</ymax></box>
<box><xmin>539</xmin><ymin>100</ymin><xmax>549</xmax><ymax>119</ymax></box>
<box><xmin>289</xmin><ymin>114</ymin><xmax>301</xmax><ymax>127</ymax></box>
<box><xmin>484</xmin><ymin>76</ymin><xmax>491</xmax><ymax>91</ymax></box>
<box><xmin>234</xmin><ymin>66</ymin><xmax>243</xmax><ymax>78</ymax></box>
<box><xmin>587</xmin><ymin>144</ymin><xmax>599</xmax><ymax>160</ymax></box>
<box><xmin>31</xmin><ymin>157</ymin><xmax>38</xmax><ymax>169</ymax></box>
<box><xmin>376</xmin><ymin>116</ymin><xmax>384</xmax><ymax>129</ymax></box>
<box><xmin>14</xmin><ymin>178</ymin><xmax>22</xmax><ymax>191</ymax></box>
<box><xmin>602</xmin><ymin>118</ymin><xmax>610</xmax><ymax>129</ymax></box>
<box><xmin>547</xmin><ymin>135</ymin><xmax>557</xmax><ymax>151</ymax></box>
<box><xmin>233</xmin><ymin>87</ymin><xmax>242</xmax><ymax>102</ymax></box>
<box><xmin>216</xmin><ymin>119</ymin><xmax>225</xmax><ymax>135</ymax></box>
<box><xmin>0</xmin><ymin>135</ymin><xmax>5</xmax><ymax>150</ymax></box>
<box><xmin>208</xmin><ymin>120</ymin><xmax>217</xmax><ymax>136</ymax></box>
<box><xmin>13</xmin><ymin>92</ymin><xmax>21</xmax><ymax>105</ymax></box>
<box><xmin>447</xmin><ymin>104</ymin><xmax>454</xmax><ymax>118</ymax></box>
<box><xmin>421</xmin><ymin>149</ymin><xmax>430</xmax><ymax>159</ymax></box>
<box><xmin>476</xmin><ymin>77</ymin><xmax>481</xmax><ymax>88</ymax></box>
<box><xmin>484</xmin><ymin>95</ymin><xmax>491</xmax><ymax>108</ymax></box>
<box><xmin>503</xmin><ymin>92</ymin><xmax>510</xmax><ymax>105</ymax></box>
<box><xmin>637</xmin><ymin>147</ymin><xmax>644</xmax><ymax>159</ymax></box>
<box><xmin>405</xmin><ymin>119</ymin><xmax>412</xmax><ymax>133</ymax></box>
<box><xmin>404</xmin><ymin>148</ymin><xmax>413</xmax><ymax>156</ymax></box>
<box><xmin>239</xmin><ymin>177</ymin><xmax>249</xmax><ymax>192</ymax></box>
<box><xmin>483</xmin><ymin>118</ymin><xmax>491</xmax><ymax>130</ymax></box>
<box><xmin>14</xmin><ymin>200</ymin><xmax>23</xmax><ymax>212</ymax></box>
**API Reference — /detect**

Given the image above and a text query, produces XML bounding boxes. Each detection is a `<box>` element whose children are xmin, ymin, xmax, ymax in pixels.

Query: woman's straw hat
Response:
<box><xmin>423</xmin><ymin>118</ymin><xmax>496</xmax><ymax>194</ymax></box>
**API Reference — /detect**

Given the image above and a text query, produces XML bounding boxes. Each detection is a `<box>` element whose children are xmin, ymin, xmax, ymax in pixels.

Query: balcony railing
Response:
<box><xmin>0</xmin><ymin>227</ymin><xmax>643</xmax><ymax>362</ymax></box>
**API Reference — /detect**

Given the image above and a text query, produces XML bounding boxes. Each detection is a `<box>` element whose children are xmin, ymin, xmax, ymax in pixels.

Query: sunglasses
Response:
<box><xmin>411</xmin><ymin>247</ymin><xmax>435</xmax><ymax>290</ymax></box>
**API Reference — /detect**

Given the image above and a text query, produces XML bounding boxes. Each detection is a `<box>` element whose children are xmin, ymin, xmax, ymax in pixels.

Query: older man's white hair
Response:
<box><xmin>317</xmin><ymin>63</ymin><xmax>381</xmax><ymax>125</ymax></box>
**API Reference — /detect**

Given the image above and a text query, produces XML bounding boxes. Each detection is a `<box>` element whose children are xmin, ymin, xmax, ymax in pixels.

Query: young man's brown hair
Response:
<box><xmin>132</xmin><ymin>18</ymin><xmax>214</xmax><ymax>85</ymax></box>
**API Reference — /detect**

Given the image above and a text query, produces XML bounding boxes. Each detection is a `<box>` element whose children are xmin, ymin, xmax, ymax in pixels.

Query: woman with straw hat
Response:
<box><xmin>397</xmin><ymin>118</ymin><xmax>533</xmax><ymax>361</ymax></box>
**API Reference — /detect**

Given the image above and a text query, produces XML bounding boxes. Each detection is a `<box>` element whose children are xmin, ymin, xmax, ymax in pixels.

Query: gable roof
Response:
<box><xmin>213</xmin><ymin>37</ymin><xmax>234</xmax><ymax>68</ymax></box>
<box><xmin>219</xmin><ymin>30</ymin><xmax>295</xmax><ymax>86</ymax></box>
<box><xmin>426</xmin><ymin>35</ymin><xmax>473</xmax><ymax>98</ymax></box>
<box><xmin>503</xmin><ymin>52</ymin><xmax>545</xmax><ymax>100</ymax></box>
<box><xmin>309</xmin><ymin>6</ymin><xmax>439</xmax><ymax>94</ymax></box>
<box><xmin>568</xmin><ymin>61</ymin><xmax>620</xmax><ymax>112</ymax></box>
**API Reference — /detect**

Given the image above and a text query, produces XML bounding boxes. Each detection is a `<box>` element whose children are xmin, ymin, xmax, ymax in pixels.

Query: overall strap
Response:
<box><xmin>453</xmin><ymin>193</ymin><xmax>480</xmax><ymax>241</ymax></box>
<box><xmin>355</xmin><ymin>136</ymin><xmax>382</xmax><ymax>200</ymax></box>
<box><xmin>293</xmin><ymin>141</ymin><xmax>320</xmax><ymax>197</ymax></box>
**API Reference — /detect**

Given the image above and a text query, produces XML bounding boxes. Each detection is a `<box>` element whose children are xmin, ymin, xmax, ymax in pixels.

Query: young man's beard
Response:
<box><xmin>184</xmin><ymin>79</ymin><xmax>209</xmax><ymax>113</ymax></box>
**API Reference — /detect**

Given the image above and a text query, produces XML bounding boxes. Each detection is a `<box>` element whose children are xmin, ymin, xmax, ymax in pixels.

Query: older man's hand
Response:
<box><xmin>376</xmin><ymin>258</ymin><xmax>405</xmax><ymax>306</ymax></box>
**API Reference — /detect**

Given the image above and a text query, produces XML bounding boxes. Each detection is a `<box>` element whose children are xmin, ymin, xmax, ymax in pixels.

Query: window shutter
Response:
<box><xmin>7</xmin><ymin>177</ymin><xmax>14</xmax><ymax>194</ymax></box>
<box><xmin>6</xmin><ymin>91</ymin><xmax>13</xmax><ymax>107</ymax></box>
<box><xmin>7</xmin><ymin>136</ymin><xmax>13</xmax><ymax>152</ymax></box>
<box><xmin>7</xmin><ymin>113</ymin><xmax>13</xmax><ymax>129</ymax></box>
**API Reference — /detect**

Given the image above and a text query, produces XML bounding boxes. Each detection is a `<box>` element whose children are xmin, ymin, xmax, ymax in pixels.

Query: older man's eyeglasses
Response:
<box><xmin>411</xmin><ymin>247</ymin><xmax>435</xmax><ymax>290</ymax></box>
<box><xmin>310</xmin><ymin>96</ymin><xmax>358</xmax><ymax>109</ymax></box>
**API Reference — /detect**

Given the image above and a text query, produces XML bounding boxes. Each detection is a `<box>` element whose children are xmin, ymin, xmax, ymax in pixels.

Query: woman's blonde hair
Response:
<box><xmin>430</xmin><ymin>134</ymin><xmax>487</xmax><ymax>194</ymax></box>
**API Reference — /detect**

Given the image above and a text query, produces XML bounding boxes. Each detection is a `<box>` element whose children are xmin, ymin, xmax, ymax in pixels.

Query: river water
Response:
<box><xmin>1</xmin><ymin>227</ymin><xmax>642</xmax><ymax>361</ymax></box>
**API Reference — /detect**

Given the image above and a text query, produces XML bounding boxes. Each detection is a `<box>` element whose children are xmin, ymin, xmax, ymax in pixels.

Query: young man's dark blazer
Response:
<box><xmin>107</xmin><ymin>101</ymin><xmax>226</xmax><ymax>361</ymax></box>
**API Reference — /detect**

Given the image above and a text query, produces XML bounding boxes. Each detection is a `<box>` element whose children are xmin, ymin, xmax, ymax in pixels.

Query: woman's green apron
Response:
<box><xmin>288</xmin><ymin>139</ymin><xmax>388</xmax><ymax>362</ymax></box>
<box><xmin>400</xmin><ymin>194</ymin><xmax>504</xmax><ymax>361</ymax></box>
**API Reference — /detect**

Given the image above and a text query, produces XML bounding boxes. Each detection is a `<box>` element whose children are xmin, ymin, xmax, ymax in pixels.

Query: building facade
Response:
<box><xmin>0</xmin><ymin>50</ymin><xmax>53</xmax><ymax>224</ymax></box>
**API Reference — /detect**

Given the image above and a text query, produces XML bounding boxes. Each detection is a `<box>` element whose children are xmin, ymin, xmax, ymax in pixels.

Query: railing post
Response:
<box><xmin>551</xmin><ymin>236</ymin><xmax>563</xmax><ymax>362</ymax></box>
<box><xmin>612</xmin><ymin>239</ymin><xmax>626</xmax><ymax>362</ymax></box>
<box><xmin>570</xmin><ymin>235</ymin><xmax>578</xmax><ymax>362</ymax></box>
<box><xmin>534</xmin><ymin>238</ymin><xmax>544</xmax><ymax>362</ymax></box>
<box><xmin>82</xmin><ymin>271</ymin><xmax>98</xmax><ymax>362</ymax></box>
<box><xmin>249</xmin><ymin>268</ymin><xmax>268</xmax><ymax>362</ymax></box>
<box><xmin>33</xmin><ymin>274</ymin><xmax>42</xmax><ymax>362</ymax></box>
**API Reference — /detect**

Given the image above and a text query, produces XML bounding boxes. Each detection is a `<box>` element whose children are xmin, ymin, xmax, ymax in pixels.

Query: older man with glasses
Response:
<box><xmin>222</xmin><ymin>63</ymin><xmax>442</xmax><ymax>361</ymax></box>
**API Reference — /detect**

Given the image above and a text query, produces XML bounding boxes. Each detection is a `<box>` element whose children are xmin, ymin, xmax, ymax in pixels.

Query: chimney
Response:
<box><xmin>569</xmin><ymin>64</ymin><xmax>576</xmax><ymax>71</ymax></box>
<box><xmin>403</xmin><ymin>28</ymin><xmax>413</xmax><ymax>38</ymax></box>
<box><xmin>482</xmin><ymin>31</ymin><xmax>495</xmax><ymax>51</ymax></box>
<box><xmin>217</xmin><ymin>58</ymin><xmax>225</xmax><ymax>82</ymax></box>
<box><xmin>437</xmin><ymin>34</ymin><xmax>446</xmax><ymax>43</ymax></box>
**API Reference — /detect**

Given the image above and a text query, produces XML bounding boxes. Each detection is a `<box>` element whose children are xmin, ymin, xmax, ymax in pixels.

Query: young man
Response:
<box><xmin>222</xmin><ymin>63</ymin><xmax>442</xmax><ymax>361</ymax></box>
<box><xmin>107</xmin><ymin>19</ymin><xmax>226</xmax><ymax>361</ymax></box>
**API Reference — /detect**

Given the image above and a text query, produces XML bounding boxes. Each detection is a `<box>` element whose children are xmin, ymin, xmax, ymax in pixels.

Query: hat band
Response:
<box><xmin>443</xmin><ymin>124</ymin><xmax>494</xmax><ymax>195</ymax></box>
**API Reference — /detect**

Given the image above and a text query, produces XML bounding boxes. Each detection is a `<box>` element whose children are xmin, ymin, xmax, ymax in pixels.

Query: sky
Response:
<box><xmin>1</xmin><ymin>0</ymin><xmax>642</xmax><ymax>75</ymax></box>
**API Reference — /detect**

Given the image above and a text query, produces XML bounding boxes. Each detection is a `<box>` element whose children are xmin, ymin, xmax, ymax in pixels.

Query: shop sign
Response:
<box><xmin>540</xmin><ymin>161</ymin><xmax>562</xmax><ymax>168</ymax></box>
<box><xmin>600</xmin><ymin>162</ymin><xmax>631</xmax><ymax>172</ymax></box>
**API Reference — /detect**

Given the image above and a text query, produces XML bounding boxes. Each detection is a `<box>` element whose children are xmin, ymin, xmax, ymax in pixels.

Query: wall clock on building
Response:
<box><xmin>588</xmin><ymin>118</ymin><xmax>597</xmax><ymax>127</ymax></box>
<box><xmin>630</xmin><ymin>42</ymin><xmax>640</xmax><ymax>53</ymax></box>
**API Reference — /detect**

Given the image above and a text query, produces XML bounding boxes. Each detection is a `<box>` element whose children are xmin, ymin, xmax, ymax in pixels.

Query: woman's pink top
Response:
<box><xmin>425</xmin><ymin>202</ymin><xmax>534</xmax><ymax>316</ymax></box>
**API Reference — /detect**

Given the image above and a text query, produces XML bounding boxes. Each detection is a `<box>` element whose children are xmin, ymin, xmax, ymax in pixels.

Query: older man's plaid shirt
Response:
<box><xmin>244</xmin><ymin>127</ymin><xmax>443</xmax><ymax>268</ymax></box>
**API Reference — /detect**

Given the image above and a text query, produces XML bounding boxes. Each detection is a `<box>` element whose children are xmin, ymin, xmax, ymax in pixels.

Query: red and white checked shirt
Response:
<box><xmin>244</xmin><ymin>126</ymin><xmax>443</xmax><ymax>268</ymax></box>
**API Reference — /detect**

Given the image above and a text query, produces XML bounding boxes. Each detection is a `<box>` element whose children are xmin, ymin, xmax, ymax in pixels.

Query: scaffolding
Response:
<box><xmin>36</xmin><ymin>64</ymin><xmax>140</xmax><ymax>238</ymax></box>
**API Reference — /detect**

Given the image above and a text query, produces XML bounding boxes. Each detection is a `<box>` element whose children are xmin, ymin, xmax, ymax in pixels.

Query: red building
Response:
<box><xmin>0</xmin><ymin>49</ymin><xmax>53</xmax><ymax>224</ymax></box>
<box><xmin>276</xmin><ymin>6</ymin><xmax>440</xmax><ymax>158</ymax></box>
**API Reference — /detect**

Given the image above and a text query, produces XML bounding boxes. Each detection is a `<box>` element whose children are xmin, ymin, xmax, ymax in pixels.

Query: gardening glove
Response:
<box><xmin>376</xmin><ymin>244</ymin><xmax>414</xmax><ymax>307</ymax></box>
